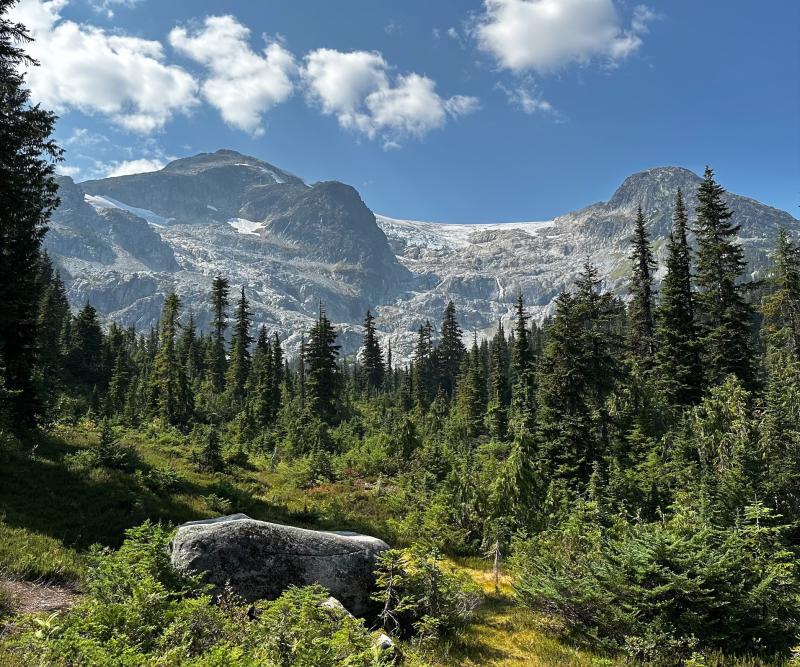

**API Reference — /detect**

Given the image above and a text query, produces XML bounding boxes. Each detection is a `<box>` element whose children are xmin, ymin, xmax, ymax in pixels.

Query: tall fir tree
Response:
<box><xmin>0</xmin><ymin>2</ymin><xmax>62</xmax><ymax>422</ymax></box>
<box><xmin>303</xmin><ymin>303</ymin><xmax>341</xmax><ymax>423</ymax></box>
<box><xmin>486</xmin><ymin>320</ymin><xmax>510</xmax><ymax>439</ymax></box>
<box><xmin>693</xmin><ymin>167</ymin><xmax>754</xmax><ymax>388</ymax></box>
<box><xmin>412</xmin><ymin>320</ymin><xmax>434</xmax><ymax>407</ymax></box>
<box><xmin>207</xmin><ymin>275</ymin><xmax>230</xmax><ymax>391</ymax></box>
<box><xmin>437</xmin><ymin>301</ymin><xmax>466</xmax><ymax>397</ymax></box>
<box><xmin>627</xmin><ymin>205</ymin><xmax>656</xmax><ymax>364</ymax></box>
<box><xmin>653</xmin><ymin>189</ymin><xmax>702</xmax><ymax>406</ymax></box>
<box><xmin>152</xmin><ymin>292</ymin><xmax>189</xmax><ymax>426</ymax></box>
<box><xmin>225</xmin><ymin>286</ymin><xmax>252</xmax><ymax>403</ymax></box>
<box><xmin>360</xmin><ymin>309</ymin><xmax>384</xmax><ymax>391</ymax></box>
<box><xmin>510</xmin><ymin>294</ymin><xmax>536</xmax><ymax>434</ymax></box>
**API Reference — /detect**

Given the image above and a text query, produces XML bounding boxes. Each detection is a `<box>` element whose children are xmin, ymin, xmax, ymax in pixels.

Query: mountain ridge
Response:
<box><xmin>46</xmin><ymin>152</ymin><xmax>799</xmax><ymax>361</ymax></box>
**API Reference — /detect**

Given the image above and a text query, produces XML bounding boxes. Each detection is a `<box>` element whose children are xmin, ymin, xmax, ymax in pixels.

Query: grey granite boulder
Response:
<box><xmin>170</xmin><ymin>514</ymin><xmax>389</xmax><ymax>616</ymax></box>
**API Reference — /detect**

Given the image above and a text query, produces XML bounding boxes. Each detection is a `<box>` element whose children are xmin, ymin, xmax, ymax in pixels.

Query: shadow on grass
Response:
<box><xmin>0</xmin><ymin>430</ymin><xmax>205</xmax><ymax>550</ymax></box>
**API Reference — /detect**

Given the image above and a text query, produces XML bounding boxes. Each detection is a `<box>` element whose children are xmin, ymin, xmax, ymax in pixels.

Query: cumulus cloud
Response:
<box><xmin>303</xmin><ymin>48</ymin><xmax>479</xmax><ymax>146</ymax></box>
<box><xmin>475</xmin><ymin>0</ymin><xmax>656</xmax><ymax>73</ymax></box>
<box><xmin>170</xmin><ymin>15</ymin><xmax>297</xmax><ymax>136</ymax></box>
<box><xmin>106</xmin><ymin>158</ymin><xmax>165</xmax><ymax>177</ymax></box>
<box><xmin>10</xmin><ymin>0</ymin><xmax>199</xmax><ymax>133</ymax></box>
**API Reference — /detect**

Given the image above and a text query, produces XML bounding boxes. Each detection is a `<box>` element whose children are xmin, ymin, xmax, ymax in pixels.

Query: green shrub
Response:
<box><xmin>511</xmin><ymin>500</ymin><xmax>800</xmax><ymax>665</ymax></box>
<box><xmin>372</xmin><ymin>545</ymin><xmax>481</xmax><ymax>644</ymax></box>
<box><xmin>3</xmin><ymin>522</ymin><xmax>391</xmax><ymax>666</ymax></box>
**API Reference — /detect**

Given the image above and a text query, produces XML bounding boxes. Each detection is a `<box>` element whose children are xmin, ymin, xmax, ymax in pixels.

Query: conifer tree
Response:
<box><xmin>225</xmin><ymin>286</ymin><xmax>252</xmax><ymax>403</ymax></box>
<box><xmin>0</xmin><ymin>1</ymin><xmax>62</xmax><ymax>423</ymax></box>
<box><xmin>67</xmin><ymin>303</ymin><xmax>104</xmax><ymax>389</ymax></box>
<box><xmin>653</xmin><ymin>189</ymin><xmax>702</xmax><ymax>406</ymax></box>
<box><xmin>510</xmin><ymin>295</ymin><xmax>535</xmax><ymax>434</ymax></box>
<box><xmin>453</xmin><ymin>337</ymin><xmax>488</xmax><ymax>436</ymax></box>
<box><xmin>106</xmin><ymin>348</ymin><xmax>129</xmax><ymax>417</ymax></box>
<box><xmin>693</xmin><ymin>167</ymin><xmax>754</xmax><ymax>388</ymax></box>
<box><xmin>438</xmin><ymin>301</ymin><xmax>466</xmax><ymax>397</ymax></box>
<box><xmin>152</xmin><ymin>292</ymin><xmax>189</xmax><ymax>425</ymax></box>
<box><xmin>486</xmin><ymin>320</ymin><xmax>510</xmax><ymax>439</ymax></box>
<box><xmin>248</xmin><ymin>325</ymin><xmax>274</xmax><ymax>427</ymax></box>
<box><xmin>412</xmin><ymin>320</ymin><xmax>434</xmax><ymax>407</ymax></box>
<box><xmin>627</xmin><ymin>205</ymin><xmax>656</xmax><ymax>364</ymax></box>
<box><xmin>303</xmin><ymin>303</ymin><xmax>341</xmax><ymax>423</ymax></box>
<box><xmin>538</xmin><ymin>263</ymin><xmax>622</xmax><ymax>484</ymax></box>
<box><xmin>271</xmin><ymin>332</ymin><xmax>283</xmax><ymax>417</ymax></box>
<box><xmin>207</xmin><ymin>276</ymin><xmax>230</xmax><ymax>391</ymax></box>
<box><xmin>360</xmin><ymin>309</ymin><xmax>384</xmax><ymax>391</ymax></box>
<box><xmin>177</xmin><ymin>311</ymin><xmax>203</xmax><ymax>388</ymax></box>
<box><xmin>762</xmin><ymin>229</ymin><xmax>800</xmax><ymax>359</ymax></box>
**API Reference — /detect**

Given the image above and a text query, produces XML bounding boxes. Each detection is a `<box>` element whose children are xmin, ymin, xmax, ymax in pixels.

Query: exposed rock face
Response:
<box><xmin>170</xmin><ymin>515</ymin><xmax>389</xmax><ymax>616</ymax></box>
<box><xmin>44</xmin><ymin>153</ymin><xmax>800</xmax><ymax>361</ymax></box>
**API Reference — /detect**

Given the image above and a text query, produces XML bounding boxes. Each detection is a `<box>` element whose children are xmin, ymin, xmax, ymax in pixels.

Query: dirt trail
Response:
<box><xmin>1</xmin><ymin>578</ymin><xmax>80</xmax><ymax>616</ymax></box>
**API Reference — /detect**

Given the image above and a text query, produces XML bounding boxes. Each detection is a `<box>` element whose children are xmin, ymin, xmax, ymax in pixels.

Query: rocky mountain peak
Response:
<box><xmin>608</xmin><ymin>166</ymin><xmax>701</xmax><ymax>212</ymax></box>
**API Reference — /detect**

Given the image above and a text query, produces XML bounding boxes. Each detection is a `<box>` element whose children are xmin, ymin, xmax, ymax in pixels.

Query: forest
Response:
<box><xmin>2</xmin><ymin>0</ymin><xmax>800</xmax><ymax>665</ymax></box>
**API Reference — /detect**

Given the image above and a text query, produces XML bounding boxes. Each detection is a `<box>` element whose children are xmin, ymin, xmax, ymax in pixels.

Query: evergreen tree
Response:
<box><xmin>412</xmin><ymin>320</ymin><xmax>434</xmax><ymax>407</ymax></box>
<box><xmin>759</xmin><ymin>230</ymin><xmax>800</xmax><ymax>520</ymax></box>
<box><xmin>225</xmin><ymin>286</ymin><xmax>252</xmax><ymax>403</ymax></box>
<box><xmin>152</xmin><ymin>292</ymin><xmax>189</xmax><ymax>426</ymax></box>
<box><xmin>538</xmin><ymin>264</ymin><xmax>622</xmax><ymax>484</ymax></box>
<box><xmin>303</xmin><ymin>303</ymin><xmax>341</xmax><ymax>423</ymax></box>
<box><xmin>437</xmin><ymin>301</ymin><xmax>466</xmax><ymax>397</ymax></box>
<box><xmin>762</xmin><ymin>229</ymin><xmax>800</xmax><ymax>360</ymax></box>
<box><xmin>248</xmin><ymin>325</ymin><xmax>280</xmax><ymax>427</ymax></box>
<box><xmin>359</xmin><ymin>309</ymin><xmax>384</xmax><ymax>391</ymax></box>
<box><xmin>693</xmin><ymin>167</ymin><xmax>754</xmax><ymax>388</ymax></box>
<box><xmin>207</xmin><ymin>276</ymin><xmax>230</xmax><ymax>391</ymax></box>
<box><xmin>0</xmin><ymin>4</ymin><xmax>62</xmax><ymax>422</ymax></box>
<box><xmin>177</xmin><ymin>311</ymin><xmax>203</xmax><ymax>388</ymax></box>
<box><xmin>510</xmin><ymin>294</ymin><xmax>535</xmax><ymax>434</ymax></box>
<box><xmin>627</xmin><ymin>205</ymin><xmax>656</xmax><ymax>364</ymax></box>
<box><xmin>67</xmin><ymin>303</ymin><xmax>104</xmax><ymax>389</ymax></box>
<box><xmin>486</xmin><ymin>320</ymin><xmax>510</xmax><ymax>439</ymax></box>
<box><xmin>653</xmin><ymin>189</ymin><xmax>702</xmax><ymax>406</ymax></box>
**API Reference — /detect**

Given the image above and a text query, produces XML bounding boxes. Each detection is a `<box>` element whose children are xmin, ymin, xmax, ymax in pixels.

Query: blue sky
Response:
<box><xmin>11</xmin><ymin>0</ymin><xmax>800</xmax><ymax>222</ymax></box>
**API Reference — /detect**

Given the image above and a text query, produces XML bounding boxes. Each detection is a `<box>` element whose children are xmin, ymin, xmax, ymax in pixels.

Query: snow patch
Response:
<box><xmin>228</xmin><ymin>218</ymin><xmax>265</xmax><ymax>236</ymax></box>
<box><xmin>84</xmin><ymin>194</ymin><xmax>173</xmax><ymax>227</ymax></box>
<box><xmin>234</xmin><ymin>163</ymin><xmax>285</xmax><ymax>184</ymax></box>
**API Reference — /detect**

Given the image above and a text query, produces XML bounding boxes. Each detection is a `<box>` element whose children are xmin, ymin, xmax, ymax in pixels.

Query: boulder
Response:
<box><xmin>170</xmin><ymin>515</ymin><xmax>389</xmax><ymax>616</ymax></box>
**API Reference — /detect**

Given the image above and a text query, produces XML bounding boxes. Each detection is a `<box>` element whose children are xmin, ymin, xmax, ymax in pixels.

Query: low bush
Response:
<box><xmin>511</xmin><ymin>500</ymin><xmax>800</xmax><ymax>666</ymax></box>
<box><xmin>2</xmin><ymin>521</ymin><xmax>394</xmax><ymax>666</ymax></box>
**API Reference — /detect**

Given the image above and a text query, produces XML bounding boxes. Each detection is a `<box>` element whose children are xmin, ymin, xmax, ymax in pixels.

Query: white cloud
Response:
<box><xmin>170</xmin><ymin>15</ymin><xmax>297</xmax><ymax>136</ymax></box>
<box><xmin>475</xmin><ymin>0</ymin><xmax>656</xmax><ymax>73</ymax></box>
<box><xmin>498</xmin><ymin>81</ymin><xmax>556</xmax><ymax>115</ymax></box>
<box><xmin>56</xmin><ymin>164</ymin><xmax>82</xmax><ymax>177</ymax></box>
<box><xmin>106</xmin><ymin>158</ymin><xmax>165</xmax><ymax>177</ymax></box>
<box><xmin>303</xmin><ymin>48</ymin><xmax>478</xmax><ymax>146</ymax></box>
<box><xmin>10</xmin><ymin>0</ymin><xmax>199</xmax><ymax>133</ymax></box>
<box><xmin>89</xmin><ymin>0</ymin><xmax>142</xmax><ymax>20</ymax></box>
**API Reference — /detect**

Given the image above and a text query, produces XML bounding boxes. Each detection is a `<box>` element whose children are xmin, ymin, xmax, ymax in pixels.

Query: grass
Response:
<box><xmin>2</xmin><ymin>423</ymin><xmax>784</xmax><ymax>666</ymax></box>
<box><xmin>0</xmin><ymin>523</ymin><xmax>84</xmax><ymax>585</ymax></box>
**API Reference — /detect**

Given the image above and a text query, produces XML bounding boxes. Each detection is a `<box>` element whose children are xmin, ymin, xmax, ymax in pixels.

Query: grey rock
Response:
<box><xmin>375</xmin><ymin>633</ymin><xmax>395</xmax><ymax>651</ymax></box>
<box><xmin>170</xmin><ymin>515</ymin><xmax>389</xmax><ymax>616</ymax></box>
<box><xmin>320</xmin><ymin>596</ymin><xmax>354</xmax><ymax>618</ymax></box>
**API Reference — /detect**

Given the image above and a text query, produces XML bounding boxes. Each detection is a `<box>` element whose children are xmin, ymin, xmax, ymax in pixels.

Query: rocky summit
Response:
<box><xmin>45</xmin><ymin>151</ymin><xmax>800</xmax><ymax>360</ymax></box>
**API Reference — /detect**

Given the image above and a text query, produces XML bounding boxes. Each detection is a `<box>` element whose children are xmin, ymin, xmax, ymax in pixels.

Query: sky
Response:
<box><xmin>9</xmin><ymin>0</ymin><xmax>800</xmax><ymax>222</ymax></box>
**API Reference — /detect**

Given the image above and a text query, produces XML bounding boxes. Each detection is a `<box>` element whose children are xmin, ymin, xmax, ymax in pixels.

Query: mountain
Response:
<box><xmin>45</xmin><ymin>152</ymin><xmax>799</xmax><ymax>360</ymax></box>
